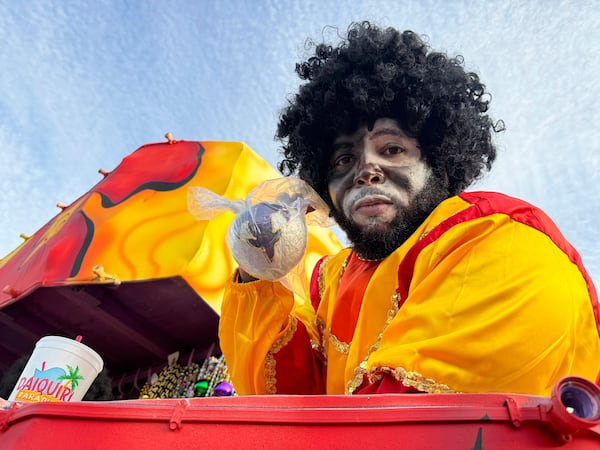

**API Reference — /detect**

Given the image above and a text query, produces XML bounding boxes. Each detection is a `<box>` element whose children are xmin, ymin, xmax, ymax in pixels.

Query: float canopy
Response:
<box><xmin>0</xmin><ymin>139</ymin><xmax>342</xmax><ymax>381</ymax></box>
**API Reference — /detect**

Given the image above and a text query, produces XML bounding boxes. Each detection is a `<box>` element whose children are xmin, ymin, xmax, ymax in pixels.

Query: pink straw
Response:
<box><xmin>75</xmin><ymin>335</ymin><xmax>82</xmax><ymax>342</ymax></box>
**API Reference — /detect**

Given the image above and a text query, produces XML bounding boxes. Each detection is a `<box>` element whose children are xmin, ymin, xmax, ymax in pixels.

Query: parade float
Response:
<box><xmin>0</xmin><ymin>136</ymin><xmax>598</xmax><ymax>449</ymax></box>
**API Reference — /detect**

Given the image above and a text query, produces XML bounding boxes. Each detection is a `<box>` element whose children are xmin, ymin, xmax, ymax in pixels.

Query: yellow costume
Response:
<box><xmin>219</xmin><ymin>192</ymin><xmax>600</xmax><ymax>395</ymax></box>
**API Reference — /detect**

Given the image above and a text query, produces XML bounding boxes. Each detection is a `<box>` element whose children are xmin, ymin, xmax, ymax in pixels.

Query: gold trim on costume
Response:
<box><xmin>322</xmin><ymin>254</ymin><xmax>352</xmax><ymax>356</ymax></box>
<box><xmin>317</xmin><ymin>255</ymin><xmax>330</xmax><ymax>299</ymax></box>
<box><xmin>264</xmin><ymin>316</ymin><xmax>298</xmax><ymax>394</ymax></box>
<box><xmin>315</xmin><ymin>316</ymin><xmax>326</xmax><ymax>335</ymax></box>
<box><xmin>346</xmin><ymin>292</ymin><xmax>401</xmax><ymax>394</ymax></box>
<box><xmin>329</xmin><ymin>333</ymin><xmax>350</xmax><ymax>354</ymax></box>
<box><xmin>366</xmin><ymin>366</ymin><xmax>455</xmax><ymax>394</ymax></box>
<box><xmin>339</xmin><ymin>255</ymin><xmax>349</xmax><ymax>281</ymax></box>
<box><xmin>314</xmin><ymin>316</ymin><xmax>327</xmax><ymax>359</ymax></box>
<box><xmin>310</xmin><ymin>338</ymin><xmax>324</xmax><ymax>353</ymax></box>
<box><xmin>345</xmin><ymin>291</ymin><xmax>456</xmax><ymax>394</ymax></box>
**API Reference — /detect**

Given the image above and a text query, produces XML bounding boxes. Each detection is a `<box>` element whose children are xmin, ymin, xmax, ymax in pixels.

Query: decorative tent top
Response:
<box><xmin>0</xmin><ymin>137</ymin><xmax>342</xmax><ymax>376</ymax></box>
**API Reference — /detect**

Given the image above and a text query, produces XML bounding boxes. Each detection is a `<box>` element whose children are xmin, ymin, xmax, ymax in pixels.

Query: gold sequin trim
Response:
<box><xmin>264</xmin><ymin>316</ymin><xmax>298</xmax><ymax>394</ymax></box>
<box><xmin>315</xmin><ymin>316</ymin><xmax>326</xmax><ymax>335</ymax></box>
<box><xmin>328</xmin><ymin>333</ymin><xmax>350</xmax><ymax>355</ymax></box>
<box><xmin>346</xmin><ymin>292</ymin><xmax>401</xmax><ymax>394</ymax></box>
<box><xmin>323</xmin><ymin>254</ymin><xmax>352</xmax><ymax>355</ymax></box>
<box><xmin>338</xmin><ymin>255</ymin><xmax>349</xmax><ymax>282</ymax></box>
<box><xmin>310</xmin><ymin>338</ymin><xmax>323</xmax><ymax>352</ymax></box>
<box><xmin>314</xmin><ymin>316</ymin><xmax>327</xmax><ymax>360</ymax></box>
<box><xmin>317</xmin><ymin>255</ymin><xmax>330</xmax><ymax>299</ymax></box>
<box><xmin>314</xmin><ymin>254</ymin><xmax>350</xmax><ymax>361</ymax></box>
<box><xmin>365</xmin><ymin>366</ymin><xmax>455</xmax><ymax>394</ymax></box>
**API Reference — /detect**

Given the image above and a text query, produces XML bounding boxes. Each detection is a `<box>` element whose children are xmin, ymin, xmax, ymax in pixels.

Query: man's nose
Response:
<box><xmin>354</xmin><ymin>163</ymin><xmax>385</xmax><ymax>186</ymax></box>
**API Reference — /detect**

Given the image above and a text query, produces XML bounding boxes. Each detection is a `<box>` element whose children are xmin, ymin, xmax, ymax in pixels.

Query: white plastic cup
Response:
<box><xmin>8</xmin><ymin>336</ymin><xmax>104</xmax><ymax>403</ymax></box>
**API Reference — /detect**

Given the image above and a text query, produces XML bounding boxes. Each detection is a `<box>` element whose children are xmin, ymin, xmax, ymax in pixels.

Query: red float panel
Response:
<box><xmin>1</xmin><ymin>390</ymin><xmax>599</xmax><ymax>449</ymax></box>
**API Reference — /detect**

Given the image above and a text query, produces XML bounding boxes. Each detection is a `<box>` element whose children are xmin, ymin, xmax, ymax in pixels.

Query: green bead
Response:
<box><xmin>194</xmin><ymin>379</ymin><xmax>209</xmax><ymax>397</ymax></box>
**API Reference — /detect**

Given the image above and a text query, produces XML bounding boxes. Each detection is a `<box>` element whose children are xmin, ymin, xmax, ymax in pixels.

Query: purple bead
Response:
<box><xmin>213</xmin><ymin>381</ymin><xmax>234</xmax><ymax>396</ymax></box>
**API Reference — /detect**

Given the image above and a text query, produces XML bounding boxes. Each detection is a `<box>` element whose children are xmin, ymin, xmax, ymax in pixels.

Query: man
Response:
<box><xmin>218</xmin><ymin>22</ymin><xmax>600</xmax><ymax>395</ymax></box>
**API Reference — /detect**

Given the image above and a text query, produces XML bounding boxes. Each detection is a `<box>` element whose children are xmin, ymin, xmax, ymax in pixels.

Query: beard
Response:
<box><xmin>331</xmin><ymin>174</ymin><xmax>450</xmax><ymax>261</ymax></box>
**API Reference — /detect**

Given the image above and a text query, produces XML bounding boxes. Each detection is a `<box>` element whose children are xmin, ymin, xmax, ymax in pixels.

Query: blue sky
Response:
<box><xmin>1</xmin><ymin>0</ymin><xmax>599</xmax><ymax>285</ymax></box>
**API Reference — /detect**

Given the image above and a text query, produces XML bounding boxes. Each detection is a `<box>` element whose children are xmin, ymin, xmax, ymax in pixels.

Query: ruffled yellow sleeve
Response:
<box><xmin>218</xmin><ymin>272</ymin><xmax>322</xmax><ymax>394</ymax></box>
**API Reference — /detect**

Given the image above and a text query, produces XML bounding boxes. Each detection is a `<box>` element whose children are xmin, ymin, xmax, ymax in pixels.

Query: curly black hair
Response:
<box><xmin>276</xmin><ymin>21</ymin><xmax>502</xmax><ymax>203</ymax></box>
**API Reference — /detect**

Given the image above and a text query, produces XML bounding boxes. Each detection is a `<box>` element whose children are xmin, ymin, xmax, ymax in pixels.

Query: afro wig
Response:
<box><xmin>276</xmin><ymin>21</ymin><xmax>502</xmax><ymax>203</ymax></box>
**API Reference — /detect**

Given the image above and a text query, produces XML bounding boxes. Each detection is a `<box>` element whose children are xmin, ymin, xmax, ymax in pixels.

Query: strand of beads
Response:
<box><xmin>141</xmin><ymin>363</ymin><xmax>183</xmax><ymax>399</ymax></box>
<box><xmin>194</xmin><ymin>355</ymin><xmax>235</xmax><ymax>397</ymax></box>
<box><xmin>139</xmin><ymin>355</ymin><xmax>236</xmax><ymax>399</ymax></box>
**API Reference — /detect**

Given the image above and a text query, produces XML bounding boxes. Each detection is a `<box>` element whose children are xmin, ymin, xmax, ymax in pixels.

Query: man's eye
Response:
<box><xmin>333</xmin><ymin>154</ymin><xmax>354</xmax><ymax>167</ymax></box>
<box><xmin>384</xmin><ymin>145</ymin><xmax>405</xmax><ymax>155</ymax></box>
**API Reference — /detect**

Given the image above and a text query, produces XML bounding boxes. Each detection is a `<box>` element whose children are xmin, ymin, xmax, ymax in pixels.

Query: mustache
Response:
<box><xmin>348</xmin><ymin>180</ymin><xmax>412</xmax><ymax>204</ymax></box>
<box><xmin>349</xmin><ymin>187</ymin><xmax>391</xmax><ymax>202</ymax></box>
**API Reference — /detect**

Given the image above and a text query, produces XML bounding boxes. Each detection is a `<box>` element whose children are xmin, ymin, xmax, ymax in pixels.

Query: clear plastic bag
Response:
<box><xmin>188</xmin><ymin>177</ymin><xmax>333</xmax><ymax>292</ymax></box>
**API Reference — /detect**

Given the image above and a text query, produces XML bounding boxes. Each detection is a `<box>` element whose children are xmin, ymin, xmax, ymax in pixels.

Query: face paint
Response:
<box><xmin>327</xmin><ymin>118</ymin><xmax>449</xmax><ymax>259</ymax></box>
